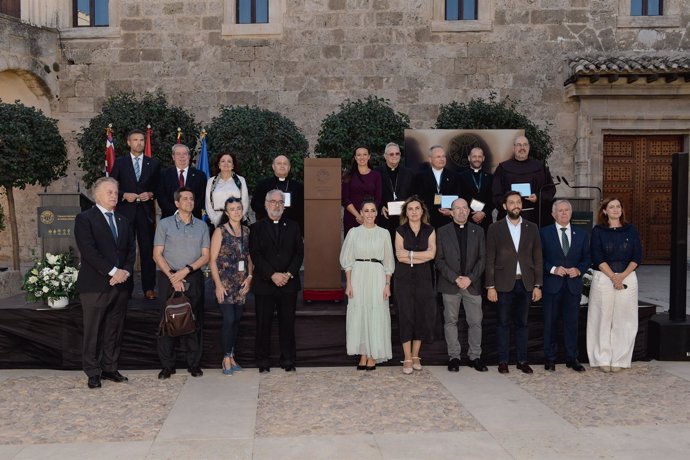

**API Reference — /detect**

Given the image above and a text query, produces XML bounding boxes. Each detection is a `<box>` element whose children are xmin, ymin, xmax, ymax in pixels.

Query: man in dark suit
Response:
<box><xmin>110</xmin><ymin>129</ymin><xmax>161</xmax><ymax>300</ymax></box>
<box><xmin>74</xmin><ymin>177</ymin><xmax>135</xmax><ymax>389</ymax></box>
<box><xmin>436</xmin><ymin>198</ymin><xmax>488</xmax><ymax>373</ymax></box>
<box><xmin>251</xmin><ymin>155</ymin><xmax>304</xmax><ymax>235</ymax></box>
<box><xmin>250</xmin><ymin>189</ymin><xmax>304</xmax><ymax>373</ymax></box>
<box><xmin>414</xmin><ymin>145</ymin><xmax>459</xmax><ymax>229</ymax></box>
<box><xmin>458</xmin><ymin>147</ymin><xmax>494</xmax><ymax>233</ymax></box>
<box><xmin>540</xmin><ymin>200</ymin><xmax>590</xmax><ymax>372</ymax></box>
<box><xmin>486</xmin><ymin>191</ymin><xmax>543</xmax><ymax>374</ymax></box>
<box><xmin>375</xmin><ymin>142</ymin><xmax>414</xmax><ymax>240</ymax></box>
<box><xmin>157</xmin><ymin>144</ymin><xmax>207</xmax><ymax>220</ymax></box>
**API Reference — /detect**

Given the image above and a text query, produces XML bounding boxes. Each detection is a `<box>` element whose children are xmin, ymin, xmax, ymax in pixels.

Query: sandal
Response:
<box><xmin>412</xmin><ymin>357</ymin><xmax>422</xmax><ymax>371</ymax></box>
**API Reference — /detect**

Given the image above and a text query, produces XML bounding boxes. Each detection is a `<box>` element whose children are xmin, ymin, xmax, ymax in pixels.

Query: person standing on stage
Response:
<box><xmin>342</xmin><ymin>146</ymin><xmax>382</xmax><ymax>235</ymax></box>
<box><xmin>75</xmin><ymin>177</ymin><xmax>135</xmax><ymax>389</ymax></box>
<box><xmin>492</xmin><ymin>136</ymin><xmax>555</xmax><ymax>226</ymax></box>
<box><xmin>486</xmin><ymin>191</ymin><xmax>543</xmax><ymax>375</ymax></box>
<box><xmin>458</xmin><ymin>147</ymin><xmax>494</xmax><ymax>233</ymax></box>
<box><xmin>205</xmin><ymin>152</ymin><xmax>249</xmax><ymax>227</ymax></box>
<box><xmin>250</xmin><ymin>190</ymin><xmax>304</xmax><ymax>373</ymax></box>
<box><xmin>436</xmin><ymin>198</ymin><xmax>488</xmax><ymax>373</ymax></box>
<box><xmin>157</xmin><ymin>144</ymin><xmax>207</xmax><ymax>220</ymax></box>
<box><xmin>153</xmin><ymin>187</ymin><xmax>210</xmax><ymax>379</ymax></box>
<box><xmin>109</xmin><ymin>129</ymin><xmax>161</xmax><ymax>300</ymax></box>
<box><xmin>251</xmin><ymin>155</ymin><xmax>304</xmax><ymax>235</ymax></box>
<box><xmin>540</xmin><ymin>200</ymin><xmax>590</xmax><ymax>372</ymax></box>
<box><xmin>376</xmin><ymin>142</ymin><xmax>414</xmax><ymax>241</ymax></box>
<box><xmin>414</xmin><ymin>145</ymin><xmax>459</xmax><ymax>229</ymax></box>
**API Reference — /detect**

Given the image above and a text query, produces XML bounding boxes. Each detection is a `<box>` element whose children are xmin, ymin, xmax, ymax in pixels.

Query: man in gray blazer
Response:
<box><xmin>436</xmin><ymin>198</ymin><xmax>488</xmax><ymax>373</ymax></box>
<box><xmin>486</xmin><ymin>191</ymin><xmax>543</xmax><ymax>375</ymax></box>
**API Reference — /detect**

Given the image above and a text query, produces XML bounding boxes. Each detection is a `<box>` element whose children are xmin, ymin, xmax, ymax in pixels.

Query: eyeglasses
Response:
<box><xmin>387</xmin><ymin>151</ymin><xmax>401</xmax><ymax>156</ymax></box>
<box><xmin>266</xmin><ymin>200</ymin><xmax>284</xmax><ymax>206</ymax></box>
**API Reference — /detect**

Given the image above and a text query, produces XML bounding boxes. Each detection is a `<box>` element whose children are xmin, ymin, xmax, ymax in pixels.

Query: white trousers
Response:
<box><xmin>586</xmin><ymin>271</ymin><xmax>638</xmax><ymax>368</ymax></box>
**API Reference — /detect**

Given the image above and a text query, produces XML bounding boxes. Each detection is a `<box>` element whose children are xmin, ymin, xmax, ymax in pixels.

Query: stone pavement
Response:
<box><xmin>1</xmin><ymin>265</ymin><xmax>689</xmax><ymax>459</ymax></box>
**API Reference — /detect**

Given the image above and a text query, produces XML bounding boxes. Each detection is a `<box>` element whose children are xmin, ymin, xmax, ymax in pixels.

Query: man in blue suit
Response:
<box><xmin>540</xmin><ymin>199</ymin><xmax>590</xmax><ymax>372</ymax></box>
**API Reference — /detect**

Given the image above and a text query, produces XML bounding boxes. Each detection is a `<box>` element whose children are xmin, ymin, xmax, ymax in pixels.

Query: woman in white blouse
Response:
<box><xmin>205</xmin><ymin>152</ymin><xmax>249</xmax><ymax>226</ymax></box>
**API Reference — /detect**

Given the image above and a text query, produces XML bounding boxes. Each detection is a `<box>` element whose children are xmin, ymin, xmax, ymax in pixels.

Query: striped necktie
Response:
<box><xmin>134</xmin><ymin>157</ymin><xmax>141</xmax><ymax>181</ymax></box>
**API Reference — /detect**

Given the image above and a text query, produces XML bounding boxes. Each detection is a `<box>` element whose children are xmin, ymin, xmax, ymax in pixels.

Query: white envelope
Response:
<box><xmin>387</xmin><ymin>201</ymin><xmax>404</xmax><ymax>216</ymax></box>
<box><xmin>470</xmin><ymin>198</ymin><xmax>485</xmax><ymax>212</ymax></box>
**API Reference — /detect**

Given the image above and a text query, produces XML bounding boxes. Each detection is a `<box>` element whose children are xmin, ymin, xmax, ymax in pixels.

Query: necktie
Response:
<box><xmin>179</xmin><ymin>170</ymin><xmax>185</xmax><ymax>187</ymax></box>
<box><xmin>105</xmin><ymin>212</ymin><xmax>118</xmax><ymax>241</ymax></box>
<box><xmin>560</xmin><ymin>227</ymin><xmax>569</xmax><ymax>254</ymax></box>
<box><xmin>134</xmin><ymin>157</ymin><xmax>141</xmax><ymax>181</ymax></box>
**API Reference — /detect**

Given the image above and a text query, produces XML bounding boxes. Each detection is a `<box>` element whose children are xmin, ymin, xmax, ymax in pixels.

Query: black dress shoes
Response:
<box><xmin>87</xmin><ymin>375</ymin><xmax>101</xmax><ymax>389</ymax></box>
<box><xmin>471</xmin><ymin>358</ymin><xmax>488</xmax><ymax>372</ymax></box>
<box><xmin>188</xmin><ymin>366</ymin><xmax>204</xmax><ymax>377</ymax></box>
<box><xmin>259</xmin><ymin>367</ymin><xmax>270</xmax><ymax>373</ymax></box>
<box><xmin>544</xmin><ymin>362</ymin><xmax>556</xmax><ymax>372</ymax></box>
<box><xmin>447</xmin><ymin>358</ymin><xmax>461</xmax><ymax>372</ymax></box>
<box><xmin>516</xmin><ymin>362</ymin><xmax>534</xmax><ymax>374</ymax></box>
<box><xmin>101</xmin><ymin>371</ymin><xmax>128</xmax><ymax>383</ymax></box>
<box><xmin>498</xmin><ymin>362</ymin><xmax>509</xmax><ymax>374</ymax></box>
<box><xmin>158</xmin><ymin>368</ymin><xmax>175</xmax><ymax>379</ymax></box>
<box><xmin>284</xmin><ymin>366</ymin><xmax>296</xmax><ymax>372</ymax></box>
<box><xmin>566</xmin><ymin>360</ymin><xmax>586</xmax><ymax>372</ymax></box>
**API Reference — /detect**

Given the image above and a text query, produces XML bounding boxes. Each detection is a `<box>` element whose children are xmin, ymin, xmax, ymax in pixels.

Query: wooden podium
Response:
<box><xmin>303</xmin><ymin>158</ymin><xmax>344</xmax><ymax>302</ymax></box>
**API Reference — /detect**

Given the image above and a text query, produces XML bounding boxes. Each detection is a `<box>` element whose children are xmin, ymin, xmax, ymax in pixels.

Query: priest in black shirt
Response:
<box><xmin>375</xmin><ymin>142</ymin><xmax>414</xmax><ymax>240</ymax></box>
<box><xmin>458</xmin><ymin>147</ymin><xmax>494</xmax><ymax>233</ymax></box>
<box><xmin>251</xmin><ymin>155</ymin><xmax>304</xmax><ymax>235</ymax></box>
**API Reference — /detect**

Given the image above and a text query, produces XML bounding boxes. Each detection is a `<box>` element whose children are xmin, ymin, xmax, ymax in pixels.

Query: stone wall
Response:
<box><xmin>1</xmin><ymin>1</ymin><xmax>690</xmax><ymax>263</ymax></box>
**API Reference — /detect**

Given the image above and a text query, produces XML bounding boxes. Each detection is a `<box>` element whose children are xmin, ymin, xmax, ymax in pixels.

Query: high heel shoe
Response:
<box><xmin>402</xmin><ymin>360</ymin><xmax>413</xmax><ymax>375</ymax></box>
<box><xmin>366</xmin><ymin>359</ymin><xmax>376</xmax><ymax>371</ymax></box>
<box><xmin>222</xmin><ymin>356</ymin><xmax>233</xmax><ymax>375</ymax></box>
<box><xmin>412</xmin><ymin>357</ymin><xmax>422</xmax><ymax>371</ymax></box>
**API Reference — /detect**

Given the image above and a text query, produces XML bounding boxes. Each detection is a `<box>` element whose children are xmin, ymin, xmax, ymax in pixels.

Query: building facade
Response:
<box><xmin>1</xmin><ymin>0</ymin><xmax>689</xmax><ymax>263</ymax></box>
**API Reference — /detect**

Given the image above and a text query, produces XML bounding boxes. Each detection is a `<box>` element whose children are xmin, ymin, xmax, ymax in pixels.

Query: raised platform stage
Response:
<box><xmin>0</xmin><ymin>278</ymin><xmax>656</xmax><ymax>370</ymax></box>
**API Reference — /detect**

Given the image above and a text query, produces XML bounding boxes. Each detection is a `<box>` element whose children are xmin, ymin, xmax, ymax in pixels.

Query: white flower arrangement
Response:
<box><xmin>22</xmin><ymin>251</ymin><xmax>78</xmax><ymax>302</ymax></box>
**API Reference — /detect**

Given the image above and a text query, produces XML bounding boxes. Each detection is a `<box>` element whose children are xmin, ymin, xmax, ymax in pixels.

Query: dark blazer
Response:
<box><xmin>414</xmin><ymin>167</ymin><xmax>459</xmax><ymax>228</ymax></box>
<box><xmin>249</xmin><ymin>217</ymin><xmax>304</xmax><ymax>295</ymax></box>
<box><xmin>540</xmin><ymin>224</ymin><xmax>591</xmax><ymax>295</ymax></box>
<box><xmin>486</xmin><ymin>218</ymin><xmax>543</xmax><ymax>292</ymax></box>
<box><xmin>74</xmin><ymin>206</ymin><xmax>136</xmax><ymax>295</ymax></box>
<box><xmin>375</xmin><ymin>165</ymin><xmax>414</xmax><ymax>229</ymax></box>
<box><xmin>458</xmin><ymin>169</ymin><xmax>494</xmax><ymax>232</ymax></box>
<box><xmin>435</xmin><ymin>221</ymin><xmax>486</xmax><ymax>296</ymax></box>
<box><xmin>110</xmin><ymin>154</ymin><xmax>161</xmax><ymax>223</ymax></box>
<box><xmin>157</xmin><ymin>166</ymin><xmax>208</xmax><ymax>219</ymax></box>
<box><xmin>251</xmin><ymin>176</ymin><xmax>305</xmax><ymax>235</ymax></box>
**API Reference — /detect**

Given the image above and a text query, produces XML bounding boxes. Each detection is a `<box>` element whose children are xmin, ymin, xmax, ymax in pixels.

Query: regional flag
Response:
<box><xmin>105</xmin><ymin>124</ymin><xmax>115</xmax><ymax>176</ymax></box>
<box><xmin>198</xmin><ymin>129</ymin><xmax>210</xmax><ymax>179</ymax></box>
<box><xmin>145</xmin><ymin>125</ymin><xmax>152</xmax><ymax>158</ymax></box>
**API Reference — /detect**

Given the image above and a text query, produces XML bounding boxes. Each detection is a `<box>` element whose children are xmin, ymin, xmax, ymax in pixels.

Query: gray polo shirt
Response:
<box><xmin>154</xmin><ymin>212</ymin><xmax>210</xmax><ymax>271</ymax></box>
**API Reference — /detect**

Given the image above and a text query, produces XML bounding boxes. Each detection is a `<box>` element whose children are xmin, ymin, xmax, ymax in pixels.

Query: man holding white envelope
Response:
<box><xmin>414</xmin><ymin>145</ymin><xmax>460</xmax><ymax>229</ymax></box>
<box><xmin>459</xmin><ymin>147</ymin><xmax>494</xmax><ymax>233</ymax></box>
<box><xmin>492</xmin><ymin>136</ymin><xmax>555</xmax><ymax>227</ymax></box>
<box><xmin>376</xmin><ymin>142</ymin><xmax>414</xmax><ymax>240</ymax></box>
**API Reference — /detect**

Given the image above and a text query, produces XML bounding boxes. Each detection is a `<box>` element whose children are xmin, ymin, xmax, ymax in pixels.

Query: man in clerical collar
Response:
<box><xmin>251</xmin><ymin>155</ymin><xmax>304</xmax><ymax>235</ymax></box>
<box><xmin>491</xmin><ymin>136</ymin><xmax>555</xmax><ymax>226</ymax></box>
<box><xmin>414</xmin><ymin>145</ymin><xmax>459</xmax><ymax>229</ymax></box>
<box><xmin>375</xmin><ymin>142</ymin><xmax>414</xmax><ymax>240</ymax></box>
<box><xmin>250</xmin><ymin>190</ymin><xmax>304</xmax><ymax>373</ymax></box>
<box><xmin>458</xmin><ymin>147</ymin><xmax>494</xmax><ymax>233</ymax></box>
<box><xmin>436</xmin><ymin>198</ymin><xmax>488</xmax><ymax>373</ymax></box>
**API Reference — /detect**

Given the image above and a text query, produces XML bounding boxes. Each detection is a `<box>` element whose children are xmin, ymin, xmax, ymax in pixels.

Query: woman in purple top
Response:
<box><xmin>342</xmin><ymin>146</ymin><xmax>382</xmax><ymax>235</ymax></box>
<box><xmin>586</xmin><ymin>197</ymin><xmax>642</xmax><ymax>373</ymax></box>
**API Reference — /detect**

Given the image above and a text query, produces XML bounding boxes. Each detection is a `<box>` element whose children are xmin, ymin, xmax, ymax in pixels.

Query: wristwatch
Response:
<box><xmin>185</xmin><ymin>264</ymin><xmax>194</xmax><ymax>273</ymax></box>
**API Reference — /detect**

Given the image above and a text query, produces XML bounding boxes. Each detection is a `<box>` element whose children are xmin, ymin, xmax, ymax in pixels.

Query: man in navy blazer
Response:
<box><xmin>109</xmin><ymin>129</ymin><xmax>161</xmax><ymax>300</ymax></box>
<box><xmin>414</xmin><ymin>146</ymin><xmax>459</xmax><ymax>229</ymax></box>
<box><xmin>75</xmin><ymin>177</ymin><xmax>135</xmax><ymax>389</ymax></box>
<box><xmin>158</xmin><ymin>144</ymin><xmax>207</xmax><ymax>220</ymax></box>
<box><xmin>540</xmin><ymin>200</ymin><xmax>590</xmax><ymax>372</ymax></box>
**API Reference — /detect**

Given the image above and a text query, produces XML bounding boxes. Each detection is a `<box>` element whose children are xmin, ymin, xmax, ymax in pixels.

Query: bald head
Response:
<box><xmin>272</xmin><ymin>155</ymin><xmax>291</xmax><ymax>178</ymax></box>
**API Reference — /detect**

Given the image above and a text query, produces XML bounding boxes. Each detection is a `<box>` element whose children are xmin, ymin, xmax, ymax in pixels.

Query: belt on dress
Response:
<box><xmin>355</xmin><ymin>258</ymin><xmax>383</xmax><ymax>265</ymax></box>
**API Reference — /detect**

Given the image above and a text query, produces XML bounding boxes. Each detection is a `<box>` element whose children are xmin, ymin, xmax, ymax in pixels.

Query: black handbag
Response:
<box><xmin>159</xmin><ymin>291</ymin><xmax>196</xmax><ymax>337</ymax></box>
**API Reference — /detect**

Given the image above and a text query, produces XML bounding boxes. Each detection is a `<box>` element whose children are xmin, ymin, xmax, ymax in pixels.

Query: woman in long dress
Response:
<box><xmin>340</xmin><ymin>198</ymin><xmax>395</xmax><ymax>370</ymax></box>
<box><xmin>205</xmin><ymin>152</ymin><xmax>249</xmax><ymax>227</ymax></box>
<box><xmin>394</xmin><ymin>196</ymin><xmax>436</xmax><ymax>374</ymax></box>
<box><xmin>209</xmin><ymin>197</ymin><xmax>253</xmax><ymax>375</ymax></box>
<box><xmin>587</xmin><ymin>197</ymin><xmax>642</xmax><ymax>372</ymax></box>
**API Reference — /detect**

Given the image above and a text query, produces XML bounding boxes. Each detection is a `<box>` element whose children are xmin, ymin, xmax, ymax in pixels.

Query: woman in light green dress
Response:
<box><xmin>340</xmin><ymin>198</ymin><xmax>395</xmax><ymax>370</ymax></box>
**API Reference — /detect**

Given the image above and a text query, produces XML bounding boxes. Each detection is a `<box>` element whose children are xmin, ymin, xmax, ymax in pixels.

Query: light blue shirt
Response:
<box><xmin>506</xmin><ymin>217</ymin><xmax>522</xmax><ymax>275</ymax></box>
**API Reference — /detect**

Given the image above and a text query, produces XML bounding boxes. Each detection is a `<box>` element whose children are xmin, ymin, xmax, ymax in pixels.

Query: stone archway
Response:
<box><xmin>0</xmin><ymin>69</ymin><xmax>52</xmax><ymax>114</ymax></box>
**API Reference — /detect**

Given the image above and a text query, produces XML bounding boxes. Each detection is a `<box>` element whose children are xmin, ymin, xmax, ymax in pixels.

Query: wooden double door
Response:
<box><xmin>603</xmin><ymin>135</ymin><xmax>683</xmax><ymax>264</ymax></box>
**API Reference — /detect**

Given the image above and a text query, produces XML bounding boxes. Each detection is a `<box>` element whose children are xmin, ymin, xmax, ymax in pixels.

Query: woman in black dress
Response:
<box><xmin>394</xmin><ymin>196</ymin><xmax>437</xmax><ymax>374</ymax></box>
